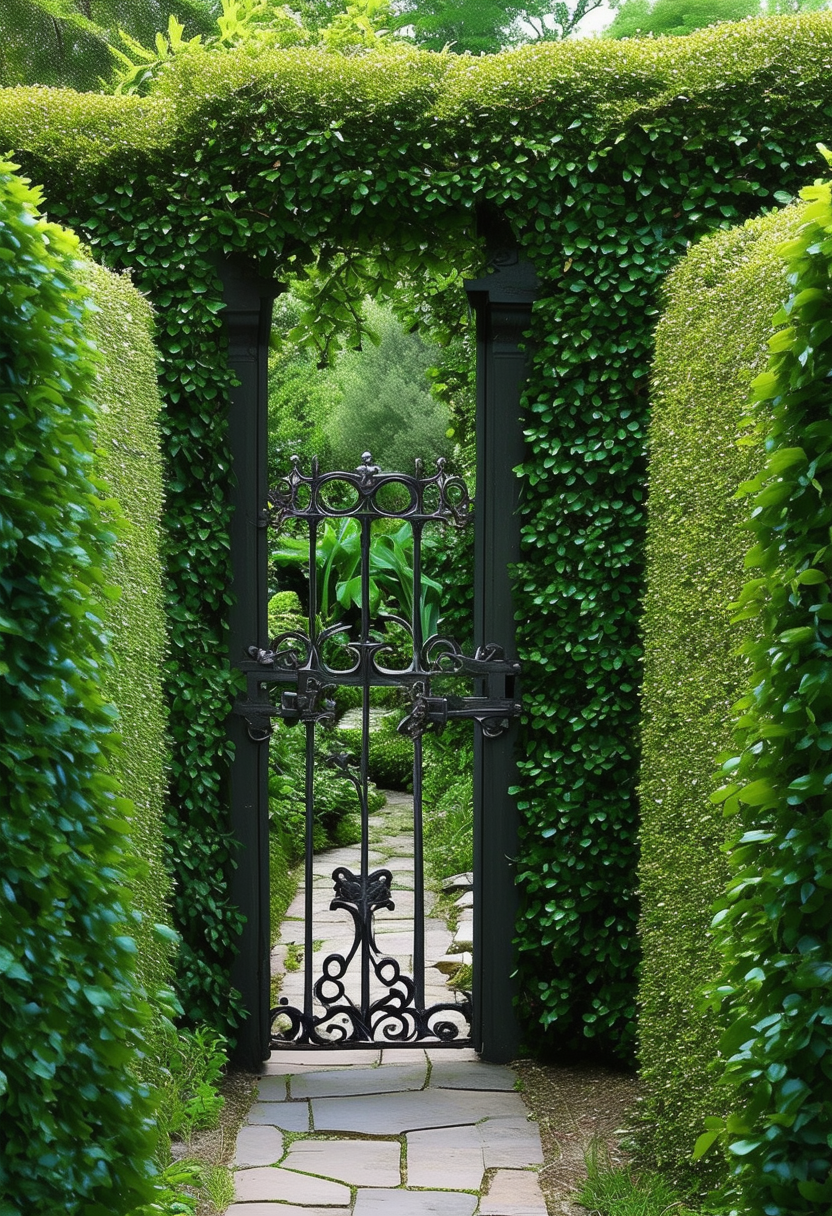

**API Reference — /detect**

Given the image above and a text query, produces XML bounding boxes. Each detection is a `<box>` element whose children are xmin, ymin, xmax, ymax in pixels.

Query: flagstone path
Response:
<box><xmin>226</xmin><ymin>791</ymin><xmax>548</xmax><ymax>1214</ymax></box>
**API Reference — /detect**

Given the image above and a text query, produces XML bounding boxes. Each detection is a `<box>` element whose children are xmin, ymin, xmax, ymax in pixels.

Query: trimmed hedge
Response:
<box><xmin>0</xmin><ymin>161</ymin><xmax>159</xmax><ymax>1212</ymax></box>
<box><xmin>638</xmin><ymin>205</ymin><xmax>804</xmax><ymax>1189</ymax></box>
<box><xmin>78</xmin><ymin>259</ymin><xmax>173</xmax><ymax>1029</ymax></box>
<box><xmin>5</xmin><ymin>15</ymin><xmax>832</xmax><ymax>1052</ymax></box>
<box><xmin>702</xmin><ymin>172</ymin><xmax>832</xmax><ymax>1216</ymax></box>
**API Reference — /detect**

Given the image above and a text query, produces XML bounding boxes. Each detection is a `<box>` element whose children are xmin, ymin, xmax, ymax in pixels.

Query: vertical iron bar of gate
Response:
<box><xmin>411</xmin><ymin>519</ymin><xmax>425</xmax><ymax>1011</ymax></box>
<box><xmin>304</xmin><ymin>514</ymin><xmax>318</xmax><ymax>1021</ymax></box>
<box><xmin>465</xmin><ymin>221</ymin><xmax>538</xmax><ymax>1064</ymax></box>
<box><xmin>359</xmin><ymin>512</ymin><xmax>372</xmax><ymax>1023</ymax></box>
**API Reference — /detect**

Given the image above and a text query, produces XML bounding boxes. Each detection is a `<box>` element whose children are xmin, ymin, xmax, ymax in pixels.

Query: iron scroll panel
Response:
<box><xmin>239</xmin><ymin>453</ymin><xmax>521</xmax><ymax>1049</ymax></box>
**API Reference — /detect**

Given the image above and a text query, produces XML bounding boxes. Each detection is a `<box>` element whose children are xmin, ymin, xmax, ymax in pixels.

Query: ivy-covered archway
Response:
<box><xmin>4</xmin><ymin>12</ymin><xmax>831</xmax><ymax>1061</ymax></box>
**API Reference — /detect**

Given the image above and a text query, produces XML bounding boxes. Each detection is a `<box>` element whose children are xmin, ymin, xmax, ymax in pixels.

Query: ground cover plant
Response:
<box><xmin>5</xmin><ymin>14</ymin><xmax>832</xmax><ymax>1066</ymax></box>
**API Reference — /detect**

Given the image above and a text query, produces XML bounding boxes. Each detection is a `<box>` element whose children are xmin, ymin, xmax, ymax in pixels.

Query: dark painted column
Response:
<box><xmin>465</xmin><ymin>236</ymin><xmax>538</xmax><ymax>1064</ymax></box>
<box><xmin>217</xmin><ymin>258</ymin><xmax>283</xmax><ymax>1070</ymax></box>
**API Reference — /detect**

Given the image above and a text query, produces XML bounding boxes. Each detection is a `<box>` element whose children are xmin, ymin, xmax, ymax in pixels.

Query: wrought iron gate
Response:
<box><xmin>237</xmin><ymin>452</ymin><xmax>521</xmax><ymax>1049</ymax></box>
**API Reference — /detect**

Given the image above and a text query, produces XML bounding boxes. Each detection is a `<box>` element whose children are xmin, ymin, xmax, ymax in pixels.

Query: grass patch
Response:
<box><xmin>577</xmin><ymin>1147</ymin><xmax>701</xmax><ymax>1216</ymax></box>
<box><xmin>269</xmin><ymin>833</ymin><xmax>299</xmax><ymax>947</ymax></box>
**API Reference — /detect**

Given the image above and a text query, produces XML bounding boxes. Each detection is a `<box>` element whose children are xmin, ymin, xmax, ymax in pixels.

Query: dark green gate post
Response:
<box><xmin>218</xmin><ymin>257</ymin><xmax>283</xmax><ymax>1070</ymax></box>
<box><xmin>465</xmin><ymin>226</ymin><xmax>538</xmax><ymax>1064</ymax></box>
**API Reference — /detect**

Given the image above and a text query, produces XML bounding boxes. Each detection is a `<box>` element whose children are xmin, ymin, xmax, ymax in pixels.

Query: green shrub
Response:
<box><xmin>269</xmin><ymin>722</ymin><xmax>384</xmax><ymax>862</ymax></box>
<box><xmin>0</xmin><ymin>159</ymin><xmax>158</xmax><ymax>1212</ymax></box>
<box><xmin>325</xmin><ymin>297</ymin><xmax>450</xmax><ymax>474</ymax></box>
<box><xmin>335</xmin><ymin>711</ymin><xmax>414</xmax><ymax>789</ymax></box>
<box><xmin>700</xmin><ymin>167</ymin><xmax>832</xmax><ymax>1216</ymax></box>
<box><xmin>422</xmin><ymin>725</ymin><xmax>474</xmax><ymax>880</ymax></box>
<box><xmin>154</xmin><ymin>1024</ymin><xmax>227</xmax><ymax>1141</ymax></box>
<box><xmin>638</xmin><ymin>205</ymin><xmax>804</xmax><ymax>1187</ymax></box>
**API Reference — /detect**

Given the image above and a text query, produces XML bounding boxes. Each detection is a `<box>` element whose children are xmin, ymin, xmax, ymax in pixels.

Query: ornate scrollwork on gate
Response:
<box><xmin>270</xmin><ymin>864</ymin><xmax>471</xmax><ymax>1047</ymax></box>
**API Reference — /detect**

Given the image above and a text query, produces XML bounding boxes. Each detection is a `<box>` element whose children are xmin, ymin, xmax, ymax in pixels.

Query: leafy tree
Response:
<box><xmin>394</xmin><ymin>0</ymin><xmax>615</xmax><ymax>52</ymax></box>
<box><xmin>0</xmin><ymin>0</ymin><xmax>215</xmax><ymax>89</ymax></box>
<box><xmin>268</xmin><ymin>294</ymin><xmax>338</xmax><ymax>481</ymax></box>
<box><xmin>324</xmin><ymin>299</ymin><xmax>450</xmax><ymax>475</ymax></box>
<box><xmin>604</xmin><ymin>0</ymin><xmax>826</xmax><ymax>38</ymax></box>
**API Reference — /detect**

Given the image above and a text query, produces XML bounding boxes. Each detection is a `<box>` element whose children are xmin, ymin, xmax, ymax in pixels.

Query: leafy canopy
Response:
<box><xmin>605</xmin><ymin>0</ymin><xmax>826</xmax><ymax>38</ymax></box>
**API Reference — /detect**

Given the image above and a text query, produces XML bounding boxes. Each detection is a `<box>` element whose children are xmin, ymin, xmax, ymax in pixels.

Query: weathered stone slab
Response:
<box><xmin>291</xmin><ymin>1061</ymin><xmax>426</xmax><ymax>1099</ymax></box>
<box><xmin>234</xmin><ymin>1166</ymin><xmax>350</xmax><ymax>1205</ymax></box>
<box><xmin>312</xmin><ymin>1086</ymin><xmax>525</xmax><ymax>1134</ymax></box>
<box><xmin>406</xmin><ymin>1124</ymin><xmax>484</xmax><ymax>1189</ymax></box>
<box><xmin>455</xmin><ymin>891</ymin><xmax>474</xmax><ymax>908</ymax></box>
<box><xmin>233</xmin><ymin>1125</ymin><xmax>284</xmax><ymax>1167</ymax></box>
<box><xmin>257</xmin><ymin>1075</ymin><xmax>288</xmax><ymax>1101</ymax></box>
<box><xmin>247</xmin><ymin>1102</ymin><xmax>310</xmax><ymax>1131</ymax></box>
<box><xmin>429</xmin><ymin>1060</ymin><xmax>517</xmax><ymax>1091</ymax></box>
<box><xmin>479</xmin><ymin>1169</ymin><xmax>548</xmax><ymax>1215</ymax></box>
<box><xmin>425</xmin><ymin>1046</ymin><xmax>479</xmax><ymax>1062</ymax></box>
<box><xmin>268</xmin><ymin>1048</ymin><xmax>380</xmax><ymax>1066</ymax></box>
<box><xmin>380</xmin><ymin>1047</ymin><xmax>426</xmax><ymax>1065</ymax></box>
<box><xmin>226</xmin><ymin>1207</ymin><xmax>350</xmax><ymax>1216</ymax></box>
<box><xmin>433</xmin><ymin>953</ymin><xmax>471</xmax><ymax>976</ymax></box>
<box><xmin>282</xmin><ymin>1138</ymin><xmax>401</xmax><ymax>1186</ymax></box>
<box><xmin>479</xmin><ymin>1116</ymin><xmax>544</xmax><ymax>1168</ymax></box>
<box><xmin>442</xmin><ymin>872</ymin><xmax>474</xmax><ymax>892</ymax></box>
<box><xmin>354</xmin><ymin>1190</ymin><xmax>477</xmax><ymax>1215</ymax></box>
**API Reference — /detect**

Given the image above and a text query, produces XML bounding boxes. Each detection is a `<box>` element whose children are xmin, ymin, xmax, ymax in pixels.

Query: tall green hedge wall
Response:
<box><xmin>4</xmin><ymin>14</ymin><xmax>832</xmax><ymax>1053</ymax></box>
<box><xmin>0</xmin><ymin>162</ymin><xmax>161</xmax><ymax>1213</ymax></box>
<box><xmin>703</xmin><ymin>173</ymin><xmax>832</xmax><ymax>1216</ymax></box>
<box><xmin>79</xmin><ymin>259</ymin><xmax>173</xmax><ymax>1026</ymax></box>
<box><xmin>638</xmin><ymin>205</ymin><xmax>804</xmax><ymax>1189</ymax></box>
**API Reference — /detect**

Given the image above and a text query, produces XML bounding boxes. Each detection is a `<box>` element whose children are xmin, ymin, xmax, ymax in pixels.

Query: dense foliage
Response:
<box><xmin>0</xmin><ymin>0</ymin><xmax>216</xmax><ymax>91</ymax></box>
<box><xmin>77</xmin><ymin>258</ymin><xmax>174</xmax><ymax>1039</ymax></box>
<box><xmin>323</xmin><ymin>298</ymin><xmax>450</xmax><ymax>473</ymax></box>
<box><xmin>638</xmin><ymin>206</ymin><xmax>802</xmax><ymax>1188</ymax></box>
<box><xmin>0</xmin><ymin>160</ymin><xmax>159</xmax><ymax>1214</ymax></box>
<box><xmin>696</xmin><ymin>168</ymin><xmax>832</xmax><ymax>1215</ymax></box>
<box><xmin>6</xmin><ymin>16</ymin><xmax>832</xmax><ymax>1053</ymax></box>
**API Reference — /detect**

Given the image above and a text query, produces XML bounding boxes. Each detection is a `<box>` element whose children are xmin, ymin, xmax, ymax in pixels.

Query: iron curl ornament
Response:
<box><xmin>267</xmin><ymin>452</ymin><xmax>472</xmax><ymax>530</ymax></box>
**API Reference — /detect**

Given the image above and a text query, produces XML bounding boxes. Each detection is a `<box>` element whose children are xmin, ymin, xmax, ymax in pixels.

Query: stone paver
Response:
<box><xmin>291</xmin><ymin>1061</ymin><xmax>427</xmax><ymax>1099</ymax></box>
<box><xmin>354</xmin><ymin>1191</ymin><xmax>478</xmax><ymax>1215</ymax></box>
<box><xmin>233</xmin><ymin>1125</ymin><xmax>284</xmax><ymax>1167</ymax></box>
<box><xmin>429</xmin><ymin>1059</ymin><xmax>517</xmax><ymax>1090</ymax></box>
<box><xmin>247</xmin><ymin>1101</ymin><xmax>310</xmax><ymax>1131</ymax></box>
<box><xmin>256</xmin><ymin>1075</ymin><xmax>288</xmax><ymax>1100</ymax></box>
<box><xmin>479</xmin><ymin>1116</ymin><xmax>545</xmax><ymax>1168</ymax></box>
<box><xmin>479</xmin><ymin>1168</ymin><xmax>548</xmax><ymax>1215</ymax></box>
<box><xmin>282</xmin><ymin>1138</ymin><xmax>401</xmax><ymax>1186</ymax></box>
<box><xmin>226</xmin><ymin>1207</ymin><xmax>351</xmax><ymax>1216</ymax></box>
<box><xmin>234</xmin><ymin>1166</ymin><xmax>350</xmax><ymax>1205</ymax></box>
<box><xmin>312</xmin><ymin>1086</ymin><xmax>526</xmax><ymax>1134</ymax></box>
<box><xmin>406</xmin><ymin>1124</ymin><xmax>484</xmax><ymax>1189</ymax></box>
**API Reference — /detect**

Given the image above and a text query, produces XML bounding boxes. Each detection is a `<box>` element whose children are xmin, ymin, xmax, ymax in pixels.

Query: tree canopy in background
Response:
<box><xmin>269</xmin><ymin>296</ymin><xmax>450</xmax><ymax>477</ymax></box>
<box><xmin>605</xmin><ymin>0</ymin><xmax>827</xmax><ymax>38</ymax></box>
<box><xmin>392</xmin><ymin>0</ymin><xmax>614</xmax><ymax>53</ymax></box>
<box><xmin>0</xmin><ymin>0</ymin><xmax>216</xmax><ymax>89</ymax></box>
